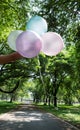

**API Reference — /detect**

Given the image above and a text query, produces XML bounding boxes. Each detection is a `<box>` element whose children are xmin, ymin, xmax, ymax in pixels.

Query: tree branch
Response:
<box><xmin>0</xmin><ymin>80</ymin><xmax>20</xmax><ymax>93</ymax></box>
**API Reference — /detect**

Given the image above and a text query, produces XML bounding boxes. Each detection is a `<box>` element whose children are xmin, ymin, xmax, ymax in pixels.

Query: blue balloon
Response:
<box><xmin>26</xmin><ymin>15</ymin><xmax>48</xmax><ymax>36</ymax></box>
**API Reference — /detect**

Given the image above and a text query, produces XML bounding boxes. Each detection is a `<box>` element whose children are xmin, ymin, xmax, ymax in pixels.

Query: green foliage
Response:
<box><xmin>0</xmin><ymin>0</ymin><xmax>31</xmax><ymax>46</ymax></box>
<box><xmin>0</xmin><ymin>0</ymin><xmax>80</xmax><ymax>107</ymax></box>
<box><xmin>0</xmin><ymin>101</ymin><xmax>19</xmax><ymax>114</ymax></box>
<box><xmin>75</xmin><ymin>24</ymin><xmax>80</xmax><ymax>82</ymax></box>
<box><xmin>31</xmin><ymin>0</ymin><xmax>79</xmax><ymax>35</ymax></box>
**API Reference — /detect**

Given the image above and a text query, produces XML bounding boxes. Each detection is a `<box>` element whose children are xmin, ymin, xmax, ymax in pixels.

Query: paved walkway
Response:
<box><xmin>0</xmin><ymin>105</ymin><xmax>79</xmax><ymax>130</ymax></box>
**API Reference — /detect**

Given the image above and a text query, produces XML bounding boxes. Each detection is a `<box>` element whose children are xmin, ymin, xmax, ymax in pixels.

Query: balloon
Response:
<box><xmin>41</xmin><ymin>32</ymin><xmax>64</xmax><ymax>56</ymax></box>
<box><xmin>16</xmin><ymin>30</ymin><xmax>42</xmax><ymax>58</ymax></box>
<box><xmin>26</xmin><ymin>15</ymin><xmax>48</xmax><ymax>36</ymax></box>
<box><xmin>7</xmin><ymin>30</ymin><xmax>23</xmax><ymax>51</ymax></box>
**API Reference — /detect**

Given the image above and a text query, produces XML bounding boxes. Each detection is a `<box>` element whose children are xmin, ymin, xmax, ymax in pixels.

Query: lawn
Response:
<box><xmin>0</xmin><ymin>101</ymin><xmax>20</xmax><ymax>114</ymax></box>
<box><xmin>35</xmin><ymin>103</ymin><xmax>80</xmax><ymax>129</ymax></box>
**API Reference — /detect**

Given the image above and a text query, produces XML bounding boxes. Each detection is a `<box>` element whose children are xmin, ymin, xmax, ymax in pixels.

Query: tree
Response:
<box><xmin>0</xmin><ymin>0</ymin><xmax>31</xmax><ymax>64</ymax></box>
<box><xmin>0</xmin><ymin>0</ymin><xmax>80</xmax><ymax>105</ymax></box>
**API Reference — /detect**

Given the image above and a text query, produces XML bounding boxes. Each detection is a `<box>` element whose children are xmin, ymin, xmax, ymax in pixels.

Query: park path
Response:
<box><xmin>0</xmin><ymin>104</ymin><xmax>79</xmax><ymax>130</ymax></box>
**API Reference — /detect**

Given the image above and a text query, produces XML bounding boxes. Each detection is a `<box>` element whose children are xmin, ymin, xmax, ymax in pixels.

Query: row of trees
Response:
<box><xmin>0</xmin><ymin>0</ymin><xmax>80</xmax><ymax>107</ymax></box>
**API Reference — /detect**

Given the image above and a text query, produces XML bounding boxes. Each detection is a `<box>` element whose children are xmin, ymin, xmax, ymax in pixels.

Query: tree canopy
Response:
<box><xmin>0</xmin><ymin>0</ymin><xmax>80</xmax><ymax>106</ymax></box>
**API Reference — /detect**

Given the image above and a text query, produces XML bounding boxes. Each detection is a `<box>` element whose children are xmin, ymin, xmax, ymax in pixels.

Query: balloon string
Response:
<box><xmin>37</xmin><ymin>56</ymin><xmax>44</xmax><ymax>85</ymax></box>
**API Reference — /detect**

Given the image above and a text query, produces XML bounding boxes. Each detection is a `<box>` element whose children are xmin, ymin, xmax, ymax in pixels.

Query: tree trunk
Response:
<box><xmin>10</xmin><ymin>94</ymin><xmax>13</xmax><ymax>103</ymax></box>
<box><xmin>52</xmin><ymin>69</ymin><xmax>58</xmax><ymax>107</ymax></box>
<box><xmin>48</xmin><ymin>96</ymin><xmax>51</xmax><ymax>106</ymax></box>
<box><xmin>53</xmin><ymin>95</ymin><xmax>57</xmax><ymax>107</ymax></box>
<box><xmin>21</xmin><ymin>97</ymin><xmax>23</xmax><ymax>102</ymax></box>
<box><xmin>44</xmin><ymin>96</ymin><xmax>47</xmax><ymax>105</ymax></box>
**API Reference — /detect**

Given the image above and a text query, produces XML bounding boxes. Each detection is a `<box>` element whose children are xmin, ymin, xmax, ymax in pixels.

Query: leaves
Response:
<box><xmin>0</xmin><ymin>0</ymin><xmax>80</xmax><ymax>105</ymax></box>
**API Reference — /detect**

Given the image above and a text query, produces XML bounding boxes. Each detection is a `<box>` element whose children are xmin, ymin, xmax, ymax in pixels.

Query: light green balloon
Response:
<box><xmin>7</xmin><ymin>30</ymin><xmax>23</xmax><ymax>51</ymax></box>
<box><xmin>26</xmin><ymin>16</ymin><xmax>48</xmax><ymax>36</ymax></box>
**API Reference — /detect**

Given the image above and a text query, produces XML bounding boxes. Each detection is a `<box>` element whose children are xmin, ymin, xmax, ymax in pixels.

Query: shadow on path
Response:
<box><xmin>0</xmin><ymin>104</ymin><xmax>79</xmax><ymax>130</ymax></box>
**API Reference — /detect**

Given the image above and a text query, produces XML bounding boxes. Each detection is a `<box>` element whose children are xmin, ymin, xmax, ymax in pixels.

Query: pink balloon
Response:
<box><xmin>16</xmin><ymin>31</ymin><xmax>42</xmax><ymax>58</ymax></box>
<box><xmin>41</xmin><ymin>32</ymin><xmax>64</xmax><ymax>56</ymax></box>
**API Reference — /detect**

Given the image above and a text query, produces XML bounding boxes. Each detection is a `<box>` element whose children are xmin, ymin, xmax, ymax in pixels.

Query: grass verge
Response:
<box><xmin>0</xmin><ymin>101</ymin><xmax>20</xmax><ymax>114</ymax></box>
<box><xmin>34</xmin><ymin>103</ymin><xmax>80</xmax><ymax>129</ymax></box>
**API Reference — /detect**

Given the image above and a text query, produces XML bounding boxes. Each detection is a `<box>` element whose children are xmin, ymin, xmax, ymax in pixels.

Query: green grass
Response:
<box><xmin>0</xmin><ymin>101</ymin><xmax>20</xmax><ymax>114</ymax></box>
<box><xmin>35</xmin><ymin>103</ymin><xmax>80</xmax><ymax>129</ymax></box>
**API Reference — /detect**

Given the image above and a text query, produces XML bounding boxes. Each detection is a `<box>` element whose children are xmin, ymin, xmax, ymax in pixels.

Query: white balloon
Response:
<box><xmin>7</xmin><ymin>30</ymin><xmax>23</xmax><ymax>51</ymax></box>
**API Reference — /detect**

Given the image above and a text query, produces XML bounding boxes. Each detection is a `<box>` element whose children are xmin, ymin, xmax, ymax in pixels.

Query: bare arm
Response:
<box><xmin>0</xmin><ymin>52</ymin><xmax>22</xmax><ymax>64</ymax></box>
